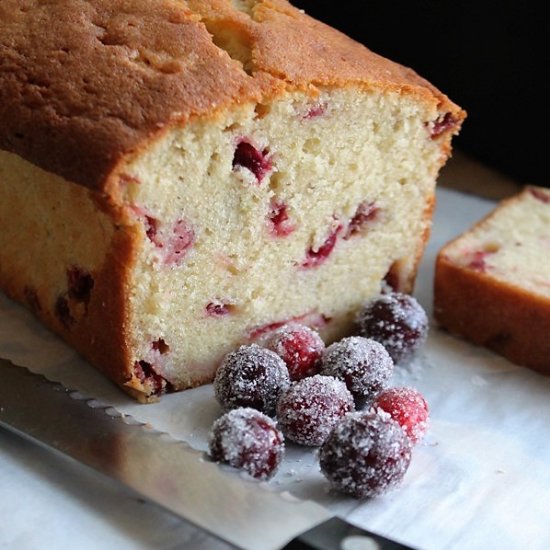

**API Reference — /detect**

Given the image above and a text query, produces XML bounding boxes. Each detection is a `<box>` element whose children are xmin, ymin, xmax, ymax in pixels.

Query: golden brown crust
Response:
<box><xmin>0</xmin><ymin>0</ymin><xmax>261</xmax><ymax>189</ymax></box>
<box><xmin>434</xmin><ymin>253</ymin><xmax>550</xmax><ymax>376</ymax></box>
<box><xmin>0</xmin><ymin>0</ymin><xmax>464</xmax><ymax>192</ymax></box>
<box><xmin>0</xmin><ymin>149</ymin><xmax>139</xmax><ymax>392</ymax></box>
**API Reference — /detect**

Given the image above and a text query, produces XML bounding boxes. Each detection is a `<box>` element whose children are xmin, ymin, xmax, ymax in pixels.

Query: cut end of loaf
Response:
<box><xmin>0</xmin><ymin>0</ymin><xmax>464</xmax><ymax>401</ymax></box>
<box><xmin>434</xmin><ymin>186</ymin><xmax>550</xmax><ymax>375</ymax></box>
<box><xmin>119</xmin><ymin>86</ymin><xmax>455</xmax><ymax>399</ymax></box>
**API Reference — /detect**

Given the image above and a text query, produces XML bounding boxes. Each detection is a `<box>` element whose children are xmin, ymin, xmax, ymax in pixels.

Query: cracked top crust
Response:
<box><xmin>0</xmin><ymin>0</ymin><xmax>463</xmax><ymax>191</ymax></box>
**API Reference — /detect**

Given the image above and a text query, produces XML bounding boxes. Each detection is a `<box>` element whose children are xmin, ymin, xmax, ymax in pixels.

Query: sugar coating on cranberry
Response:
<box><xmin>321</xmin><ymin>336</ymin><xmax>393</xmax><ymax>405</ymax></box>
<box><xmin>232</xmin><ymin>140</ymin><xmax>272</xmax><ymax>184</ymax></box>
<box><xmin>276</xmin><ymin>375</ymin><xmax>355</xmax><ymax>446</ymax></box>
<box><xmin>262</xmin><ymin>323</ymin><xmax>325</xmax><ymax>381</ymax></box>
<box><xmin>209</xmin><ymin>408</ymin><xmax>284</xmax><ymax>480</ymax></box>
<box><xmin>214</xmin><ymin>344</ymin><xmax>290</xmax><ymax>416</ymax></box>
<box><xmin>356</xmin><ymin>292</ymin><xmax>428</xmax><ymax>364</ymax></box>
<box><xmin>373</xmin><ymin>387</ymin><xmax>429</xmax><ymax>444</ymax></box>
<box><xmin>319</xmin><ymin>410</ymin><xmax>413</xmax><ymax>498</ymax></box>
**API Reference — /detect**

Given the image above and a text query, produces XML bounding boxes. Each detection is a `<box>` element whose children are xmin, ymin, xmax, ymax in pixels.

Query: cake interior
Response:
<box><xmin>0</xmin><ymin>85</ymin><xmax>448</xmax><ymax>396</ymax></box>
<box><xmin>438</xmin><ymin>187</ymin><xmax>550</xmax><ymax>298</ymax></box>
<box><xmin>121</xmin><ymin>87</ymin><xmax>444</xmax><ymax>390</ymax></box>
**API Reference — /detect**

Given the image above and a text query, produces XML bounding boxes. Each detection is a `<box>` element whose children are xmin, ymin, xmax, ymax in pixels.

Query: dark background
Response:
<box><xmin>294</xmin><ymin>1</ymin><xmax>546</xmax><ymax>187</ymax></box>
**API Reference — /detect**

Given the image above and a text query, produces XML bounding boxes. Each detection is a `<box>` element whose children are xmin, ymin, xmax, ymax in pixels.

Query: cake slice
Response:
<box><xmin>434</xmin><ymin>186</ymin><xmax>550</xmax><ymax>374</ymax></box>
<box><xmin>0</xmin><ymin>0</ymin><xmax>464</xmax><ymax>401</ymax></box>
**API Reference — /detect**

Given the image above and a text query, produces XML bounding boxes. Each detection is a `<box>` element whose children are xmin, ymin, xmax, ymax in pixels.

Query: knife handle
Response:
<box><xmin>284</xmin><ymin>517</ymin><xmax>416</xmax><ymax>550</ymax></box>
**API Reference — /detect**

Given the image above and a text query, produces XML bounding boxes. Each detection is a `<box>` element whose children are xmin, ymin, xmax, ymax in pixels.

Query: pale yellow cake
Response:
<box><xmin>435</xmin><ymin>186</ymin><xmax>550</xmax><ymax>374</ymax></box>
<box><xmin>0</xmin><ymin>0</ymin><xmax>464</xmax><ymax>401</ymax></box>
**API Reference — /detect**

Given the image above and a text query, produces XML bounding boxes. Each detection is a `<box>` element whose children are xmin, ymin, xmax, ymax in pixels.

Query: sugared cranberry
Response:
<box><xmin>429</xmin><ymin>112</ymin><xmax>458</xmax><ymax>139</ymax></box>
<box><xmin>209</xmin><ymin>408</ymin><xmax>284</xmax><ymax>480</ymax></box>
<box><xmin>356</xmin><ymin>293</ymin><xmax>428</xmax><ymax>364</ymax></box>
<box><xmin>232</xmin><ymin>140</ymin><xmax>272</xmax><ymax>184</ymax></box>
<box><xmin>319</xmin><ymin>410</ymin><xmax>413</xmax><ymax>498</ymax></box>
<box><xmin>302</xmin><ymin>224</ymin><xmax>343</xmax><ymax>269</ymax></box>
<box><xmin>214</xmin><ymin>344</ymin><xmax>290</xmax><ymax>416</ymax></box>
<box><xmin>344</xmin><ymin>202</ymin><xmax>379</xmax><ymax>239</ymax></box>
<box><xmin>321</xmin><ymin>336</ymin><xmax>393</xmax><ymax>406</ymax></box>
<box><xmin>276</xmin><ymin>375</ymin><xmax>354</xmax><ymax>446</ymax></box>
<box><xmin>267</xmin><ymin>201</ymin><xmax>295</xmax><ymax>237</ymax></box>
<box><xmin>373</xmin><ymin>387</ymin><xmax>429</xmax><ymax>444</ymax></box>
<box><xmin>262</xmin><ymin>323</ymin><xmax>325</xmax><ymax>380</ymax></box>
<box><xmin>67</xmin><ymin>266</ymin><xmax>94</xmax><ymax>304</ymax></box>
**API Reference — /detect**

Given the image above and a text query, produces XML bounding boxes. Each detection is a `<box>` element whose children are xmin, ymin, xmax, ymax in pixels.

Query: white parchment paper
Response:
<box><xmin>1</xmin><ymin>188</ymin><xmax>549</xmax><ymax>550</ymax></box>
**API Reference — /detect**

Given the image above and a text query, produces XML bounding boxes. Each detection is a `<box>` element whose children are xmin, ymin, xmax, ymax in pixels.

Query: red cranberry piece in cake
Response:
<box><xmin>144</xmin><ymin>215</ymin><xmax>160</xmax><ymax>244</ymax></box>
<box><xmin>163</xmin><ymin>219</ymin><xmax>195</xmax><ymax>265</ymax></box>
<box><xmin>276</xmin><ymin>375</ymin><xmax>354</xmax><ymax>446</ymax></box>
<box><xmin>143</xmin><ymin>214</ymin><xmax>195</xmax><ymax>266</ymax></box>
<box><xmin>302</xmin><ymin>224</ymin><xmax>343</xmax><ymax>268</ymax></box>
<box><xmin>267</xmin><ymin>201</ymin><xmax>295</xmax><ymax>237</ymax></box>
<box><xmin>67</xmin><ymin>266</ymin><xmax>94</xmax><ymax>304</ymax></box>
<box><xmin>302</xmin><ymin>102</ymin><xmax>327</xmax><ymax>120</ymax></box>
<box><xmin>248</xmin><ymin>311</ymin><xmax>329</xmax><ymax>341</ymax></box>
<box><xmin>467</xmin><ymin>250</ymin><xmax>491</xmax><ymax>272</ymax></box>
<box><xmin>209</xmin><ymin>407</ymin><xmax>284</xmax><ymax>480</ymax></box>
<box><xmin>232</xmin><ymin>139</ymin><xmax>272</xmax><ymax>184</ymax></box>
<box><xmin>529</xmin><ymin>187</ymin><xmax>550</xmax><ymax>203</ymax></box>
<box><xmin>55</xmin><ymin>295</ymin><xmax>74</xmax><ymax>328</ymax></box>
<box><xmin>214</xmin><ymin>344</ymin><xmax>290</xmax><ymax>416</ymax></box>
<box><xmin>373</xmin><ymin>387</ymin><xmax>429</xmax><ymax>444</ymax></box>
<box><xmin>356</xmin><ymin>292</ymin><xmax>428</xmax><ymax>364</ymax></box>
<box><xmin>321</xmin><ymin>336</ymin><xmax>393</xmax><ymax>406</ymax></box>
<box><xmin>344</xmin><ymin>202</ymin><xmax>379</xmax><ymax>239</ymax></box>
<box><xmin>206</xmin><ymin>301</ymin><xmax>235</xmax><ymax>317</ymax></box>
<box><xmin>133</xmin><ymin>360</ymin><xmax>171</xmax><ymax>396</ymax></box>
<box><xmin>429</xmin><ymin>112</ymin><xmax>459</xmax><ymax>139</ymax></box>
<box><xmin>319</xmin><ymin>410</ymin><xmax>413</xmax><ymax>498</ymax></box>
<box><xmin>151</xmin><ymin>338</ymin><xmax>170</xmax><ymax>354</ymax></box>
<box><xmin>263</xmin><ymin>323</ymin><xmax>325</xmax><ymax>380</ymax></box>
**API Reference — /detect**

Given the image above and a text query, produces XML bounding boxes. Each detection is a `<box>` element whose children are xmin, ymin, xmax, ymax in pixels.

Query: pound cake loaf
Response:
<box><xmin>0</xmin><ymin>0</ymin><xmax>464</xmax><ymax>401</ymax></box>
<box><xmin>435</xmin><ymin>186</ymin><xmax>550</xmax><ymax>374</ymax></box>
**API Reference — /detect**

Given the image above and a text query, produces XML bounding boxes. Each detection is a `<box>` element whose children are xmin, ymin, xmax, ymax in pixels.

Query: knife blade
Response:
<box><xmin>0</xmin><ymin>359</ymin><xmax>415</xmax><ymax>550</ymax></box>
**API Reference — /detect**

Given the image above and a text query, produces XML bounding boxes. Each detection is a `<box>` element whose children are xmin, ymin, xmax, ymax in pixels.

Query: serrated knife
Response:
<box><xmin>0</xmin><ymin>358</ymin><xmax>414</xmax><ymax>550</ymax></box>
